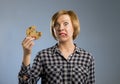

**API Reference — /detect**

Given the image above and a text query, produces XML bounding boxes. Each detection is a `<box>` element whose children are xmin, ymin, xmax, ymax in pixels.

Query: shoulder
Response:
<box><xmin>38</xmin><ymin>46</ymin><xmax>54</xmax><ymax>55</ymax></box>
<box><xmin>33</xmin><ymin>45</ymin><xmax>55</xmax><ymax>62</ymax></box>
<box><xmin>76</xmin><ymin>47</ymin><xmax>95</xmax><ymax>62</ymax></box>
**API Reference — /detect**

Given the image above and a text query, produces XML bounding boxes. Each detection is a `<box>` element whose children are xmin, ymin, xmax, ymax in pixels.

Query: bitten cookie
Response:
<box><xmin>26</xmin><ymin>26</ymin><xmax>42</xmax><ymax>40</ymax></box>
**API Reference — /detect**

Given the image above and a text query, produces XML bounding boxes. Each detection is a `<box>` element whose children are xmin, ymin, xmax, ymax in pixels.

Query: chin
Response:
<box><xmin>58</xmin><ymin>38</ymin><xmax>69</xmax><ymax>43</ymax></box>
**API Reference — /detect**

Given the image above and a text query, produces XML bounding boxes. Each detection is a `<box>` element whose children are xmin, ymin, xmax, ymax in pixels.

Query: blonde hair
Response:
<box><xmin>50</xmin><ymin>10</ymin><xmax>80</xmax><ymax>40</ymax></box>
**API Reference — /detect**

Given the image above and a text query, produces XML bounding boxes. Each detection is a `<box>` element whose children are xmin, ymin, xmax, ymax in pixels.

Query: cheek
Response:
<box><xmin>68</xmin><ymin>27</ymin><xmax>74</xmax><ymax>35</ymax></box>
<box><xmin>70</xmin><ymin>30</ymin><xmax>74</xmax><ymax>36</ymax></box>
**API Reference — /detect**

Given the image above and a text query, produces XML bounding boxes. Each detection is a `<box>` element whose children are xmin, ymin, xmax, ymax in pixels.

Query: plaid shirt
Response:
<box><xmin>18</xmin><ymin>43</ymin><xmax>95</xmax><ymax>84</ymax></box>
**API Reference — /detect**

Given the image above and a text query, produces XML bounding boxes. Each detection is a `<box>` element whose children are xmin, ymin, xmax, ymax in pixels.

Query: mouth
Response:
<box><xmin>59</xmin><ymin>33</ymin><xmax>67</xmax><ymax>36</ymax></box>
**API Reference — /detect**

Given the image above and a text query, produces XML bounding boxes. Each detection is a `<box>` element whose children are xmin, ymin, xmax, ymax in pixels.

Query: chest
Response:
<box><xmin>42</xmin><ymin>52</ymin><xmax>89</xmax><ymax>71</ymax></box>
<box><xmin>42</xmin><ymin>54</ymin><xmax>89</xmax><ymax>84</ymax></box>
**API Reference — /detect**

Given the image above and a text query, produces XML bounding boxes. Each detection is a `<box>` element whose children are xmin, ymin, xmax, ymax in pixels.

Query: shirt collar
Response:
<box><xmin>53</xmin><ymin>43</ymin><xmax>61</xmax><ymax>54</ymax></box>
<box><xmin>74</xmin><ymin>43</ymin><xmax>81</xmax><ymax>54</ymax></box>
<box><xmin>52</xmin><ymin>43</ymin><xmax>81</xmax><ymax>54</ymax></box>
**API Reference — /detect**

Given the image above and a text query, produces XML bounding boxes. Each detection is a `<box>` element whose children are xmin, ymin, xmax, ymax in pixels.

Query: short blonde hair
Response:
<box><xmin>50</xmin><ymin>10</ymin><xmax>80</xmax><ymax>40</ymax></box>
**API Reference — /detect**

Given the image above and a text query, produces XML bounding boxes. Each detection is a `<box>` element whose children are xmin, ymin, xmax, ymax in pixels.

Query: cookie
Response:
<box><xmin>26</xmin><ymin>26</ymin><xmax>42</xmax><ymax>40</ymax></box>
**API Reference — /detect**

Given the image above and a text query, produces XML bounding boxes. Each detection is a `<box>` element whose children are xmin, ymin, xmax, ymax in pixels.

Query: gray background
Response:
<box><xmin>0</xmin><ymin>0</ymin><xmax>120</xmax><ymax>84</ymax></box>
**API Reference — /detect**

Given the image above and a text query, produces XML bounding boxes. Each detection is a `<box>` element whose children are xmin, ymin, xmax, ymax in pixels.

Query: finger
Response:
<box><xmin>28</xmin><ymin>41</ymin><xmax>35</xmax><ymax>49</ymax></box>
<box><xmin>22</xmin><ymin>37</ymin><xmax>34</xmax><ymax>46</ymax></box>
<box><xmin>24</xmin><ymin>37</ymin><xmax>34</xmax><ymax>43</ymax></box>
<box><xmin>25</xmin><ymin>41</ymin><xmax>35</xmax><ymax>51</ymax></box>
<box><xmin>23</xmin><ymin>40</ymin><xmax>34</xmax><ymax>49</ymax></box>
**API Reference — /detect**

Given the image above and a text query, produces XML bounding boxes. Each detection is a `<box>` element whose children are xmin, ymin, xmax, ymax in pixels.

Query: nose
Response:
<box><xmin>59</xmin><ymin>24</ymin><xmax>64</xmax><ymax>31</ymax></box>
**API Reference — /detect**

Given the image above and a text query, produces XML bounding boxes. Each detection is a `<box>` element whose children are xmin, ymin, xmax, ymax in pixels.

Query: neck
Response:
<box><xmin>58</xmin><ymin>41</ymin><xmax>75</xmax><ymax>52</ymax></box>
<box><xmin>58</xmin><ymin>41</ymin><xmax>75</xmax><ymax>59</ymax></box>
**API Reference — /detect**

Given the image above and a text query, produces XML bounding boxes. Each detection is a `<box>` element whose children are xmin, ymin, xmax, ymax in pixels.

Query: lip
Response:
<box><xmin>59</xmin><ymin>32</ymin><xmax>67</xmax><ymax>37</ymax></box>
<box><xmin>59</xmin><ymin>32</ymin><xmax>66</xmax><ymax>35</ymax></box>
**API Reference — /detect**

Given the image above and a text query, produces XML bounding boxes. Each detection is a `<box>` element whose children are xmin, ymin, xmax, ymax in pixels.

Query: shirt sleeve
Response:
<box><xmin>87</xmin><ymin>56</ymin><xmax>95</xmax><ymax>84</ymax></box>
<box><xmin>18</xmin><ymin>54</ymin><xmax>43</xmax><ymax>84</ymax></box>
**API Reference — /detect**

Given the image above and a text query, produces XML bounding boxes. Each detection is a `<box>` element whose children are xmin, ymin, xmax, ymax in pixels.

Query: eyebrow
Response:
<box><xmin>56</xmin><ymin>19</ymin><xmax>70</xmax><ymax>24</ymax></box>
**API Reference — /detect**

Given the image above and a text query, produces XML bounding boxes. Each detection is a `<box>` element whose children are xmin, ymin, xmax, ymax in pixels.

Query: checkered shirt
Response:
<box><xmin>18</xmin><ymin>43</ymin><xmax>95</xmax><ymax>84</ymax></box>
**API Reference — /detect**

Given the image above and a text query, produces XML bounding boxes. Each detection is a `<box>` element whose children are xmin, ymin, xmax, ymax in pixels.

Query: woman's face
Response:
<box><xmin>54</xmin><ymin>14</ymin><xmax>74</xmax><ymax>42</ymax></box>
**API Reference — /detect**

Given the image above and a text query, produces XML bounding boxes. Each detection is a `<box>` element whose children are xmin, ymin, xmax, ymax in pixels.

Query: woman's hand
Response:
<box><xmin>22</xmin><ymin>37</ymin><xmax>35</xmax><ymax>55</ymax></box>
<box><xmin>22</xmin><ymin>37</ymin><xmax>35</xmax><ymax>66</ymax></box>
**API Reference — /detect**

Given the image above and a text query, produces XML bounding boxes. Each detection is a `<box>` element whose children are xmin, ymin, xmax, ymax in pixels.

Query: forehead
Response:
<box><xmin>56</xmin><ymin>14</ymin><xmax>71</xmax><ymax>23</ymax></box>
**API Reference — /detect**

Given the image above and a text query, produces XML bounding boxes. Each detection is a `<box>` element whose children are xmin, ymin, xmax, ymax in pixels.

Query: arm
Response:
<box><xmin>87</xmin><ymin>56</ymin><xmax>95</xmax><ymax>84</ymax></box>
<box><xmin>22</xmin><ymin>37</ymin><xmax>34</xmax><ymax>66</ymax></box>
<box><xmin>18</xmin><ymin>55</ymin><xmax>42</xmax><ymax>84</ymax></box>
<box><xmin>18</xmin><ymin>37</ymin><xmax>37</xmax><ymax>84</ymax></box>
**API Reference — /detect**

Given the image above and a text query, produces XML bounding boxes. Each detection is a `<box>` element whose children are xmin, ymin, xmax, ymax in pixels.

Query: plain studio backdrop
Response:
<box><xmin>0</xmin><ymin>0</ymin><xmax>120</xmax><ymax>84</ymax></box>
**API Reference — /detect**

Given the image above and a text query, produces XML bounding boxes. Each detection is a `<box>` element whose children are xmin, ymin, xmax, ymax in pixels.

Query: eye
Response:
<box><xmin>63</xmin><ymin>22</ymin><xmax>69</xmax><ymax>26</ymax></box>
<box><xmin>54</xmin><ymin>23</ymin><xmax>60</xmax><ymax>29</ymax></box>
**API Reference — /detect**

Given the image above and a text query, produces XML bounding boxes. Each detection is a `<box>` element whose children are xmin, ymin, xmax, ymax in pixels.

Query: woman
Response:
<box><xmin>18</xmin><ymin>10</ymin><xmax>95</xmax><ymax>84</ymax></box>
